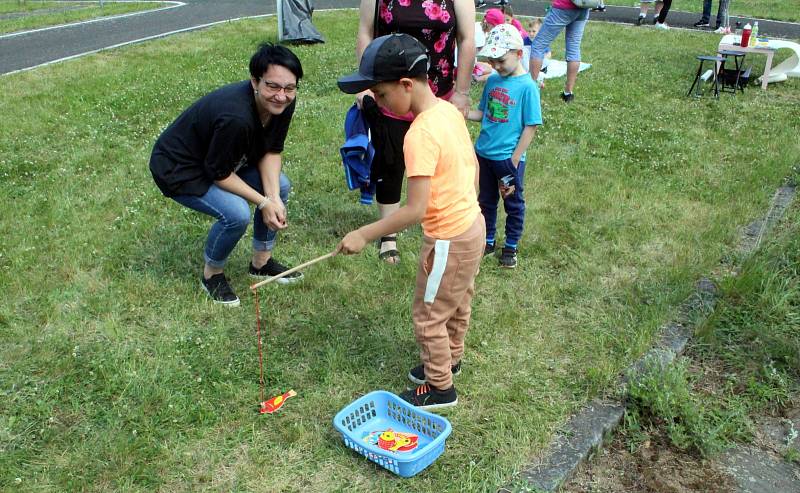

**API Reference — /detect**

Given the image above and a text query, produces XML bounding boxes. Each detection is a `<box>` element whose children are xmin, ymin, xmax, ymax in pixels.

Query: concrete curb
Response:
<box><xmin>499</xmin><ymin>184</ymin><xmax>797</xmax><ymax>492</ymax></box>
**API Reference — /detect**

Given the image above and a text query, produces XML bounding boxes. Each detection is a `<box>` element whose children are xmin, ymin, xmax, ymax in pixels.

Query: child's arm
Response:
<box><xmin>336</xmin><ymin>177</ymin><xmax>431</xmax><ymax>255</ymax></box>
<box><xmin>467</xmin><ymin>109</ymin><xmax>483</xmax><ymax>122</ymax></box>
<box><xmin>511</xmin><ymin>125</ymin><xmax>538</xmax><ymax>167</ymax></box>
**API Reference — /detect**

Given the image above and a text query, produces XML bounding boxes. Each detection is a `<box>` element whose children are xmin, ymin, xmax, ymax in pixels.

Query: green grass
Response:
<box><xmin>623</xmin><ymin>200</ymin><xmax>800</xmax><ymax>458</ymax></box>
<box><xmin>0</xmin><ymin>1</ymin><xmax>169</xmax><ymax>35</ymax></box>
<box><xmin>1</xmin><ymin>10</ymin><xmax>799</xmax><ymax>492</ymax></box>
<box><xmin>603</xmin><ymin>0</ymin><xmax>800</xmax><ymax>23</ymax></box>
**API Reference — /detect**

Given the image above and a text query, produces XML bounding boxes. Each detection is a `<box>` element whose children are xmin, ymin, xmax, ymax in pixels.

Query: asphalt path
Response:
<box><xmin>1</xmin><ymin>0</ymin><xmax>797</xmax><ymax>75</ymax></box>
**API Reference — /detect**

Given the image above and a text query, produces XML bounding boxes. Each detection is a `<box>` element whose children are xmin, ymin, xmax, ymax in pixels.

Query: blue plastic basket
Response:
<box><xmin>333</xmin><ymin>390</ymin><xmax>452</xmax><ymax>477</ymax></box>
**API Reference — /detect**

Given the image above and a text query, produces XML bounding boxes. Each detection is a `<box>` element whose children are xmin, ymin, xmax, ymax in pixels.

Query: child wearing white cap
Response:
<box><xmin>468</xmin><ymin>24</ymin><xmax>542</xmax><ymax>269</ymax></box>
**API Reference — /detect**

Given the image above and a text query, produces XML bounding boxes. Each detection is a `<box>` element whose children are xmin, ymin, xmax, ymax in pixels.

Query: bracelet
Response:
<box><xmin>257</xmin><ymin>196</ymin><xmax>271</xmax><ymax>210</ymax></box>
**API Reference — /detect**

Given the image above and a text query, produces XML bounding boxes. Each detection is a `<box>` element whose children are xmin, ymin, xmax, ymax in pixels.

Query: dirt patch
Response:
<box><xmin>563</xmin><ymin>432</ymin><xmax>737</xmax><ymax>493</ymax></box>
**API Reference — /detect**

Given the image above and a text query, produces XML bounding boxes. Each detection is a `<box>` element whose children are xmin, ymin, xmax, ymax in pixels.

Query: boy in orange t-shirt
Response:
<box><xmin>337</xmin><ymin>34</ymin><xmax>485</xmax><ymax>410</ymax></box>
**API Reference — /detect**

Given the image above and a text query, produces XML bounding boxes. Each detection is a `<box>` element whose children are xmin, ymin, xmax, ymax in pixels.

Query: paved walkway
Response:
<box><xmin>2</xmin><ymin>0</ymin><xmax>798</xmax><ymax>75</ymax></box>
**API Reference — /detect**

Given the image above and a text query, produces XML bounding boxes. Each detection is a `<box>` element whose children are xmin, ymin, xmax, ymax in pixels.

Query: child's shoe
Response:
<box><xmin>499</xmin><ymin>247</ymin><xmax>517</xmax><ymax>269</ymax></box>
<box><xmin>407</xmin><ymin>361</ymin><xmax>462</xmax><ymax>385</ymax></box>
<box><xmin>484</xmin><ymin>243</ymin><xmax>496</xmax><ymax>257</ymax></box>
<box><xmin>636</xmin><ymin>14</ymin><xmax>645</xmax><ymax>26</ymax></box>
<box><xmin>655</xmin><ymin>21</ymin><xmax>670</xmax><ymax>30</ymax></box>
<box><xmin>399</xmin><ymin>383</ymin><xmax>458</xmax><ymax>410</ymax></box>
<box><xmin>560</xmin><ymin>91</ymin><xmax>574</xmax><ymax>103</ymax></box>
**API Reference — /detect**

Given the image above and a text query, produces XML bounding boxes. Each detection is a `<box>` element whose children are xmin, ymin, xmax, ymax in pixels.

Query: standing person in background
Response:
<box><xmin>653</xmin><ymin>0</ymin><xmax>672</xmax><ymax>29</ymax></box>
<box><xmin>529</xmin><ymin>0</ymin><xmax>589</xmax><ymax>102</ymax></box>
<box><xmin>355</xmin><ymin>0</ymin><xmax>475</xmax><ymax>265</ymax></box>
<box><xmin>693</xmin><ymin>0</ymin><xmax>730</xmax><ymax>32</ymax></box>
<box><xmin>634</xmin><ymin>0</ymin><xmax>663</xmax><ymax>26</ymax></box>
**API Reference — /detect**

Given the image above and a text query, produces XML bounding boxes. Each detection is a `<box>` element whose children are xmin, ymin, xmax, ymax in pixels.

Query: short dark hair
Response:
<box><xmin>249</xmin><ymin>43</ymin><xmax>304</xmax><ymax>82</ymax></box>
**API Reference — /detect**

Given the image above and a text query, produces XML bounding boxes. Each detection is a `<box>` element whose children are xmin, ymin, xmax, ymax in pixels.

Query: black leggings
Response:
<box><xmin>361</xmin><ymin>96</ymin><xmax>410</xmax><ymax>205</ymax></box>
<box><xmin>657</xmin><ymin>0</ymin><xmax>672</xmax><ymax>23</ymax></box>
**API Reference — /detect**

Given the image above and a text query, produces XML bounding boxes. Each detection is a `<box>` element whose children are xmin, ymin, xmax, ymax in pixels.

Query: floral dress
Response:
<box><xmin>376</xmin><ymin>0</ymin><xmax>458</xmax><ymax>97</ymax></box>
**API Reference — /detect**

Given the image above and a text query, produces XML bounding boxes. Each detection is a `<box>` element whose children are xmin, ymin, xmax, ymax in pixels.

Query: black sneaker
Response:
<box><xmin>200</xmin><ymin>273</ymin><xmax>240</xmax><ymax>306</ymax></box>
<box><xmin>408</xmin><ymin>361</ymin><xmax>462</xmax><ymax>385</ymax></box>
<box><xmin>399</xmin><ymin>384</ymin><xmax>458</xmax><ymax>410</ymax></box>
<box><xmin>693</xmin><ymin>20</ymin><xmax>710</xmax><ymax>27</ymax></box>
<box><xmin>476</xmin><ymin>0</ymin><xmax>487</xmax><ymax>7</ymax></box>
<box><xmin>484</xmin><ymin>243</ymin><xmax>496</xmax><ymax>257</ymax></box>
<box><xmin>652</xmin><ymin>16</ymin><xmax>658</xmax><ymax>25</ymax></box>
<box><xmin>499</xmin><ymin>247</ymin><xmax>517</xmax><ymax>269</ymax></box>
<box><xmin>248</xmin><ymin>258</ymin><xmax>304</xmax><ymax>284</ymax></box>
<box><xmin>636</xmin><ymin>15</ymin><xmax>645</xmax><ymax>25</ymax></box>
<box><xmin>560</xmin><ymin>92</ymin><xmax>574</xmax><ymax>103</ymax></box>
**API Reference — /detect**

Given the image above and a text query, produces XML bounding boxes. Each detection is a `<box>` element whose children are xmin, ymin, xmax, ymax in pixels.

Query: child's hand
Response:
<box><xmin>336</xmin><ymin>230</ymin><xmax>368</xmax><ymax>255</ymax></box>
<box><xmin>499</xmin><ymin>184</ymin><xmax>515</xmax><ymax>199</ymax></box>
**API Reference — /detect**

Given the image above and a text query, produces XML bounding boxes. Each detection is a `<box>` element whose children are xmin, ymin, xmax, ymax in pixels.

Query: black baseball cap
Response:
<box><xmin>337</xmin><ymin>33</ymin><xmax>429</xmax><ymax>94</ymax></box>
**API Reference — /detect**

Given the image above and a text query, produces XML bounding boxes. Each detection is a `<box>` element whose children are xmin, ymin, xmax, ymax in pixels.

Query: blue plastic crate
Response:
<box><xmin>333</xmin><ymin>390</ymin><xmax>452</xmax><ymax>477</ymax></box>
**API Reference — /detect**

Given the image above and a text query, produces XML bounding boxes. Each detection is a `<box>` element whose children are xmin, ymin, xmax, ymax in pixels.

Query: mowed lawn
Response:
<box><xmin>1</xmin><ymin>10</ymin><xmax>799</xmax><ymax>492</ymax></box>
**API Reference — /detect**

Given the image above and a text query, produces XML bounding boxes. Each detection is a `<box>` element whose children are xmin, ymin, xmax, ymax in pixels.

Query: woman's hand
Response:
<box><xmin>449</xmin><ymin>91</ymin><xmax>471</xmax><ymax>117</ymax></box>
<box><xmin>336</xmin><ymin>230</ymin><xmax>368</xmax><ymax>255</ymax></box>
<box><xmin>260</xmin><ymin>197</ymin><xmax>288</xmax><ymax>230</ymax></box>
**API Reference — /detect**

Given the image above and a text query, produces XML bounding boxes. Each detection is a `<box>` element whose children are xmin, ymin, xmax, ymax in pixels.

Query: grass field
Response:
<box><xmin>1</xmin><ymin>9</ymin><xmax>799</xmax><ymax>492</ymax></box>
<box><xmin>0</xmin><ymin>1</ymin><xmax>169</xmax><ymax>35</ymax></box>
<box><xmin>601</xmin><ymin>0</ymin><xmax>799</xmax><ymax>23</ymax></box>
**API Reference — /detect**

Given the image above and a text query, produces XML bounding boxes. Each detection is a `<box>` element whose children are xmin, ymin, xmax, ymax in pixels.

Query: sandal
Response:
<box><xmin>378</xmin><ymin>235</ymin><xmax>400</xmax><ymax>264</ymax></box>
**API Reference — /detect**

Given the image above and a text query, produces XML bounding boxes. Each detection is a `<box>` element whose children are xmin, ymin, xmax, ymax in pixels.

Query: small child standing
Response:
<box><xmin>337</xmin><ymin>34</ymin><xmax>485</xmax><ymax>410</ymax></box>
<box><xmin>468</xmin><ymin>24</ymin><xmax>541</xmax><ymax>269</ymax></box>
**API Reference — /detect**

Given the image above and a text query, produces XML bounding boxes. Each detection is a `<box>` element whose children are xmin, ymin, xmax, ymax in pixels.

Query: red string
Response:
<box><xmin>254</xmin><ymin>288</ymin><xmax>265</xmax><ymax>404</ymax></box>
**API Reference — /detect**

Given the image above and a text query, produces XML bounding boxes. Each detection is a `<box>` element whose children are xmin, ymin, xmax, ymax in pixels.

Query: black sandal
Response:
<box><xmin>378</xmin><ymin>236</ymin><xmax>400</xmax><ymax>264</ymax></box>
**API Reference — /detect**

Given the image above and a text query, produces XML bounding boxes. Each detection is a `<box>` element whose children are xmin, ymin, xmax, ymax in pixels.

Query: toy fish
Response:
<box><xmin>373</xmin><ymin>429</ymin><xmax>419</xmax><ymax>452</ymax></box>
<box><xmin>259</xmin><ymin>389</ymin><xmax>297</xmax><ymax>414</ymax></box>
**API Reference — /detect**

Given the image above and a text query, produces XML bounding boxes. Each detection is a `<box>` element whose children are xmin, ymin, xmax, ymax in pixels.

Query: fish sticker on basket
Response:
<box><xmin>363</xmin><ymin>429</ymin><xmax>419</xmax><ymax>452</ymax></box>
<box><xmin>259</xmin><ymin>389</ymin><xmax>297</xmax><ymax>414</ymax></box>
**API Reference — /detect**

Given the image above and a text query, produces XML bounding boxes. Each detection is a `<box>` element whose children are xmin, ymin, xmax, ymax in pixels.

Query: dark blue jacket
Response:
<box><xmin>340</xmin><ymin>104</ymin><xmax>375</xmax><ymax>204</ymax></box>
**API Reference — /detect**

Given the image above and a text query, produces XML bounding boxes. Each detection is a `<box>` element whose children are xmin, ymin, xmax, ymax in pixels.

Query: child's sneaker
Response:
<box><xmin>499</xmin><ymin>247</ymin><xmax>517</xmax><ymax>269</ymax></box>
<box><xmin>483</xmin><ymin>243</ymin><xmax>496</xmax><ymax>257</ymax></box>
<box><xmin>200</xmin><ymin>273</ymin><xmax>240</xmax><ymax>306</ymax></box>
<box><xmin>248</xmin><ymin>258</ymin><xmax>304</xmax><ymax>284</ymax></box>
<box><xmin>560</xmin><ymin>92</ymin><xmax>574</xmax><ymax>103</ymax></box>
<box><xmin>636</xmin><ymin>14</ymin><xmax>645</xmax><ymax>26</ymax></box>
<box><xmin>399</xmin><ymin>384</ymin><xmax>458</xmax><ymax>410</ymax></box>
<box><xmin>655</xmin><ymin>22</ymin><xmax>670</xmax><ymax>30</ymax></box>
<box><xmin>407</xmin><ymin>361</ymin><xmax>462</xmax><ymax>385</ymax></box>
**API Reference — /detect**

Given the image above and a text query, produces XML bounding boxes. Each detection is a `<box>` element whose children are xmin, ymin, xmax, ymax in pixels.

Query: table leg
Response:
<box><xmin>762</xmin><ymin>51</ymin><xmax>774</xmax><ymax>90</ymax></box>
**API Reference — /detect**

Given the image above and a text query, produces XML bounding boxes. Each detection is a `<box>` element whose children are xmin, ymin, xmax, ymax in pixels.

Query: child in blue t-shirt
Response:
<box><xmin>468</xmin><ymin>24</ymin><xmax>542</xmax><ymax>269</ymax></box>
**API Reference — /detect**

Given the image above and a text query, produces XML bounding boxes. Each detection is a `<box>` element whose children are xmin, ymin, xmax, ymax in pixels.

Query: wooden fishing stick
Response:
<box><xmin>249</xmin><ymin>251</ymin><xmax>336</xmax><ymax>291</ymax></box>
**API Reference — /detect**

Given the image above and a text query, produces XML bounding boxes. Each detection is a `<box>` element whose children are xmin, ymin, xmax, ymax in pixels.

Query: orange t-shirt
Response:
<box><xmin>404</xmin><ymin>100</ymin><xmax>481</xmax><ymax>239</ymax></box>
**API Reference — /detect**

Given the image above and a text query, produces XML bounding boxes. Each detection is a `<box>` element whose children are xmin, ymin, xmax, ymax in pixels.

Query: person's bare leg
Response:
<box><xmin>377</xmin><ymin>202</ymin><xmax>400</xmax><ymax>263</ymax></box>
<box><xmin>251</xmin><ymin>250</ymin><xmax>273</xmax><ymax>269</ymax></box>
<box><xmin>204</xmin><ymin>264</ymin><xmax>223</xmax><ymax>279</ymax></box>
<box><xmin>565</xmin><ymin>61</ymin><xmax>580</xmax><ymax>94</ymax></box>
<box><xmin>530</xmin><ymin>57</ymin><xmax>544</xmax><ymax>84</ymax></box>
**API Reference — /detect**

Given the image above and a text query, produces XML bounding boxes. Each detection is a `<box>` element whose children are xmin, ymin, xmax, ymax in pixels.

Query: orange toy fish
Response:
<box><xmin>376</xmin><ymin>430</ymin><xmax>419</xmax><ymax>452</ymax></box>
<box><xmin>259</xmin><ymin>389</ymin><xmax>297</xmax><ymax>414</ymax></box>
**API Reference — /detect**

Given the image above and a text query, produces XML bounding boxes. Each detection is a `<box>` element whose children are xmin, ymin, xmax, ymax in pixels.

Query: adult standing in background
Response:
<box><xmin>149</xmin><ymin>43</ymin><xmax>304</xmax><ymax>307</ymax></box>
<box><xmin>693</xmin><ymin>0</ymin><xmax>730</xmax><ymax>32</ymax></box>
<box><xmin>529</xmin><ymin>0</ymin><xmax>589</xmax><ymax>102</ymax></box>
<box><xmin>355</xmin><ymin>0</ymin><xmax>475</xmax><ymax>264</ymax></box>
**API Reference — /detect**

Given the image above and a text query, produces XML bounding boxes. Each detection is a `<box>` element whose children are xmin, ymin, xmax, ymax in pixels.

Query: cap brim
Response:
<box><xmin>477</xmin><ymin>45</ymin><xmax>511</xmax><ymax>59</ymax></box>
<box><xmin>337</xmin><ymin>72</ymin><xmax>379</xmax><ymax>94</ymax></box>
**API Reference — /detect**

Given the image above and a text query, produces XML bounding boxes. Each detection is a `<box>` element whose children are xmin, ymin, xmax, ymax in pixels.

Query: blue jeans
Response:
<box><xmin>172</xmin><ymin>166</ymin><xmax>291</xmax><ymax>268</ymax></box>
<box><xmin>477</xmin><ymin>154</ymin><xmax>526</xmax><ymax>249</ymax></box>
<box><xmin>531</xmin><ymin>7</ymin><xmax>589</xmax><ymax>62</ymax></box>
<box><xmin>700</xmin><ymin>0</ymin><xmax>729</xmax><ymax>26</ymax></box>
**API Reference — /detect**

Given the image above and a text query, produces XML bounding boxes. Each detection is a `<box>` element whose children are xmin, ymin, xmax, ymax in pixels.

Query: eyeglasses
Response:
<box><xmin>259</xmin><ymin>78</ymin><xmax>298</xmax><ymax>96</ymax></box>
